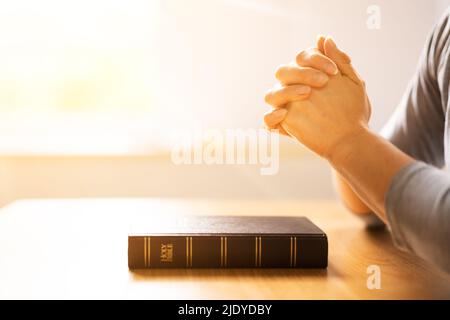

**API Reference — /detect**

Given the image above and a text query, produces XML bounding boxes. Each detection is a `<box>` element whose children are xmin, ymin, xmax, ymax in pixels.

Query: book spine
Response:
<box><xmin>128</xmin><ymin>235</ymin><xmax>327</xmax><ymax>269</ymax></box>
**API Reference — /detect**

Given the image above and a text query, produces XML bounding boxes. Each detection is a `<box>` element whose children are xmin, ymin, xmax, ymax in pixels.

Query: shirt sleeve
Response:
<box><xmin>382</xmin><ymin>12</ymin><xmax>450</xmax><ymax>272</ymax></box>
<box><xmin>386</xmin><ymin>162</ymin><xmax>450</xmax><ymax>273</ymax></box>
<box><xmin>380</xmin><ymin>11</ymin><xmax>447</xmax><ymax>168</ymax></box>
<box><xmin>365</xmin><ymin>12</ymin><xmax>450</xmax><ymax>230</ymax></box>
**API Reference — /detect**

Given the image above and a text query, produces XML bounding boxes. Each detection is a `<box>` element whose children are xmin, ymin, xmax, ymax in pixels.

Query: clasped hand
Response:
<box><xmin>264</xmin><ymin>36</ymin><xmax>372</xmax><ymax>162</ymax></box>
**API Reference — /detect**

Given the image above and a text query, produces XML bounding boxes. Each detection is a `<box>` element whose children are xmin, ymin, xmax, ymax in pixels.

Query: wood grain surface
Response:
<box><xmin>0</xmin><ymin>198</ymin><xmax>449</xmax><ymax>299</ymax></box>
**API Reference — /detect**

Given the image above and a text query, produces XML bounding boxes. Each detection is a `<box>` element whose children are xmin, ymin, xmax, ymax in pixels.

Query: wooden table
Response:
<box><xmin>0</xmin><ymin>198</ymin><xmax>449</xmax><ymax>299</ymax></box>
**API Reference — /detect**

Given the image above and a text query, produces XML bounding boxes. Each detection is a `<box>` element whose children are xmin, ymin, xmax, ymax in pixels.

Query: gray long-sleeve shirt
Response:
<box><xmin>378</xmin><ymin>9</ymin><xmax>450</xmax><ymax>273</ymax></box>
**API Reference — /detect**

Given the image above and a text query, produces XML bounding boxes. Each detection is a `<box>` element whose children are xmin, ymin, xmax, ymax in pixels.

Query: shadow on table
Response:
<box><xmin>128</xmin><ymin>226</ymin><xmax>396</xmax><ymax>282</ymax></box>
<box><xmin>129</xmin><ymin>266</ymin><xmax>335</xmax><ymax>281</ymax></box>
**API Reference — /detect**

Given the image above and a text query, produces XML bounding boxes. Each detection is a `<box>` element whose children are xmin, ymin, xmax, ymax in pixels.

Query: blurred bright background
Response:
<box><xmin>0</xmin><ymin>0</ymin><xmax>448</xmax><ymax>206</ymax></box>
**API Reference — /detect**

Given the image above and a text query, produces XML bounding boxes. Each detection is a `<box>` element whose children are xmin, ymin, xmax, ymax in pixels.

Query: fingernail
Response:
<box><xmin>272</xmin><ymin>108</ymin><xmax>288</xmax><ymax>118</ymax></box>
<box><xmin>316</xmin><ymin>34</ymin><xmax>325</xmax><ymax>42</ymax></box>
<box><xmin>327</xmin><ymin>36</ymin><xmax>337</xmax><ymax>48</ymax></box>
<box><xmin>296</xmin><ymin>86</ymin><xmax>311</xmax><ymax>95</ymax></box>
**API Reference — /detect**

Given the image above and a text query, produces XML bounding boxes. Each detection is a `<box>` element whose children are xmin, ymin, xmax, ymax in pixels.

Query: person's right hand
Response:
<box><xmin>264</xmin><ymin>35</ymin><xmax>338</xmax><ymax>135</ymax></box>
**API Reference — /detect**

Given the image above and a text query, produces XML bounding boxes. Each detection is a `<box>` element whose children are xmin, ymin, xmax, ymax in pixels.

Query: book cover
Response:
<box><xmin>128</xmin><ymin>216</ymin><xmax>327</xmax><ymax>269</ymax></box>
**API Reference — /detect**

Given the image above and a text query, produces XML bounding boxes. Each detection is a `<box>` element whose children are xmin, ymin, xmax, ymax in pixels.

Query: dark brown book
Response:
<box><xmin>128</xmin><ymin>216</ymin><xmax>327</xmax><ymax>269</ymax></box>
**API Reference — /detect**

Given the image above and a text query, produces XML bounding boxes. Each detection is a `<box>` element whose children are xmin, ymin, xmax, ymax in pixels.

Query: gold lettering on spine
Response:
<box><xmin>259</xmin><ymin>237</ymin><xmax>262</xmax><ymax>267</ymax></box>
<box><xmin>220</xmin><ymin>237</ymin><xmax>223</xmax><ymax>267</ymax></box>
<box><xmin>224</xmin><ymin>237</ymin><xmax>228</xmax><ymax>267</ymax></box>
<box><xmin>147</xmin><ymin>237</ymin><xmax>151</xmax><ymax>267</ymax></box>
<box><xmin>189</xmin><ymin>237</ymin><xmax>193</xmax><ymax>267</ymax></box>
<box><xmin>255</xmin><ymin>237</ymin><xmax>258</xmax><ymax>267</ymax></box>
<box><xmin>293</xmin><ymin>236</ymin><xmax>297</xmax><ymax>267</ymax></box>
<box><xmin>144</xmin><ymin>237</ymin><xmax>147</xmax><ymax>268</ymax></box>
<box><xmin>290</xmin><ymin>237</ymin><xmax>293</xmax><ymax>268</ymax></box>
<box><xmin>186</xmin><ymin>237</ymin><xmax>189</xmax><ymax>267</ymax></box>
<box><xmin>254</xmin><ymin>237</ymin><xmax>262</xmax><ymax>267</ymax></box>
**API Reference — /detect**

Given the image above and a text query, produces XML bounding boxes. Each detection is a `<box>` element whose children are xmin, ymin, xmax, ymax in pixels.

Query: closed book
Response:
<box><xmin>128</xmin><ymin>216</ymin><xmax>327</xmax><ymax>269</ymax></box>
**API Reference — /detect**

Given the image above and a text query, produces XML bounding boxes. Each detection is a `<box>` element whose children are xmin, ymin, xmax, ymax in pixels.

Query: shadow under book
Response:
<box><xmin>128</xmin><ymin>216</ymin><xmax>328</xmax><ymax>269</ymax></box>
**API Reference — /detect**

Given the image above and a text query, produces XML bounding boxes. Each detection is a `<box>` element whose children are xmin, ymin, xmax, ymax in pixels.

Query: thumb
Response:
<box><xmin>324</xmin><ymin>36</ymin><xmax>362</xmax><ymax>84</ymax></box>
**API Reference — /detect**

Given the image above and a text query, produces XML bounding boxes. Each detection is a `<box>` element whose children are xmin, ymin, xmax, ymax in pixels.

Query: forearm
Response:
<box><xmin>333</xmin><ymin>171</ymin><xmax>372</xmax><ymax>215</ymax></box>
<box><xmin>331</xmin><ymin>129</ymin><xmax>450</xmax><ymax>272</ymax></box>
<box><xmin>329</xmin><ymin>128</ymin><xmax>414</xmax><ymax>223</ymax></box>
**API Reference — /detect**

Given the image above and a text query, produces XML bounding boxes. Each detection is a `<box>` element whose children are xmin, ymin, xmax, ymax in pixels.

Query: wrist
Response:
<box><xmin>327</xmin><ymin>125</ymin><xmax>373</xmax><ymax>169</ymax></box>
<box><xmin>327</xmin><ymin>125</ymin><xmax>414</xmax><ymax>220</ymax></box>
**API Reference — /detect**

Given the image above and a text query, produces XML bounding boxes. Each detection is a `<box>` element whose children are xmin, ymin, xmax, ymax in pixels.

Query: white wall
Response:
<box><xmin>288</xmin><ymin>0</ymin><xmax>448</xmax><ymax>130</ymax></box>
<box><xmin>0</xmin><ymin>0</ymin><xmax>448</xmax><ymax>206</ymax></box>
<box><xmin>436</xmin><ymin>0</ymin><xmax>450</xmax><ymax>16</ymax></box>
<box><xmin>153</xmin><ymin>0</ymin><xmax>447</xmax><ymax>131</ymax></box>
<box><xmin>0</xmin><ymin>155</ymin><xmax>334</xmax><ymax>207</ymax></box>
